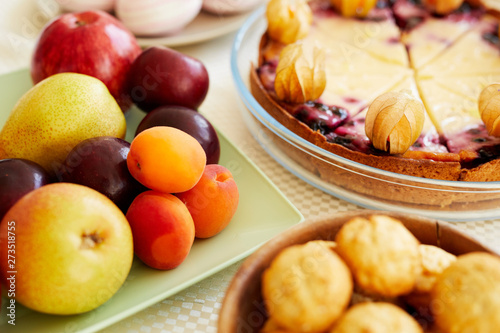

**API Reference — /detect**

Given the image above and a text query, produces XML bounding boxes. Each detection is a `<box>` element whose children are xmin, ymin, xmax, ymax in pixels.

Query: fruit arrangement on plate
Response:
<box><xmin>219</xmin><ymin>211</ymin><xmax>500</xmax><ymax>333</ymax></box>
<box><xmin>0</xmin><ymin>8</ymin><xmax>239</xmax><ymax>316</ymax></box>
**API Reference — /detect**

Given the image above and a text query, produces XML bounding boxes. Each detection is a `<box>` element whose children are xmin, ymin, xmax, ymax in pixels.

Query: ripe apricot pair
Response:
<box><xmin>126</xmin><ymin>126</ymin><xmax>239</xmax><ymax>270</ymax></box>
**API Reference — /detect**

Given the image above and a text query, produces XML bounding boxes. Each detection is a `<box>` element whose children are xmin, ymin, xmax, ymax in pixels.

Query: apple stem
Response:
<box><xmin>80</xmin><ymin>232</ymin><xmax>104</xmax><ymax>249</ymax></box>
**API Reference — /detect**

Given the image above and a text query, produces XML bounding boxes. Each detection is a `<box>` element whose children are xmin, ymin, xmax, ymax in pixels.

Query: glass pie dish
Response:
<box><xmin>231</xmin><ymin>7</ymin><xmax>500</xmax><ymax>221</ymax></box>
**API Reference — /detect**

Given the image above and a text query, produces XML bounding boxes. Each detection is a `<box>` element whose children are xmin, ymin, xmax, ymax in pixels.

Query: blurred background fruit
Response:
<box><xmin>202</xmin><ymin>0</ymin><xmax>265</xmax><ymax>15</ymax></box>
<box><xmin>56</xmin><ymin>0</ymin><xmax>116</xmax><ymax>12</ymax></box>
<box><xmin>115</xmin><ymin>0</ymin><xmax>202</xmax><ymax>36</ymax></box>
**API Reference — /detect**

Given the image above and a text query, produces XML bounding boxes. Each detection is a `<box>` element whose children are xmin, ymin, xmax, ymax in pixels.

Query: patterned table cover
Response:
<box><xmin>0</xmin><ymin>2</ymin><xmax>499</xmax><ymax>332</ymax></box>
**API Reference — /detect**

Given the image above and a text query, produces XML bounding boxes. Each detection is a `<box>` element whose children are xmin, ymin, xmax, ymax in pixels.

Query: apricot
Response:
<box><xmin>126</xmin><ymin>191</ymin><xmax>195</xmax><ymax>270</ymax></box>
<box><xmin>127</xmin><ymin>126</ymin><xmax>206</xmax><ymax>193</ymax></box>
<box><xmin>177</xmin><ymin>164</ymin><xmax>239</xmax><ymax>238</ymax></box>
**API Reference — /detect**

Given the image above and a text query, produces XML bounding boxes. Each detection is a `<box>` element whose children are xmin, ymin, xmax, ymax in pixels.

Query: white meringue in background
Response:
<box><xmin>202</xmin><ymin>0</ymin><xmax>265</xmax><ymax>15</ymax></box>
<box><xmin>115</xmin><ymin>0</ymin><xmax>203</xmax><ymax>37</ymax></box>
<box><xmin>56</xmin><ymin>0</ymin><xmax>116</xmax><ymax>12</ymax></box>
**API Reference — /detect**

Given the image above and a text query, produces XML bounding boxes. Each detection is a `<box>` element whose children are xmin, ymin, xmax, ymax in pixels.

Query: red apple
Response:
<box><xmin>31</xmin><ymin>10</ymin><xmax>141</xmax><ymax>112</ymax></box>
<box><xmin>127</xmin><ymin>46</ymin><xmax>209</xmax><ymax>112</ymax></box>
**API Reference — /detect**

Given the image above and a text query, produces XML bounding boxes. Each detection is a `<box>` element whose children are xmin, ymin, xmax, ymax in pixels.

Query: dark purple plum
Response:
<box><xmin>135</xmin><ymin>105</ymin><xmax>221</xmax><ymax>164</ymax></box>
<box><xmin>127</xmin><ymin>46</ymin><xmax>209</xmax><ymax>112</ymax></box>
<box><xmin>0</xmin><ymin>159</ymin><xmax>51</xmax><ymax>221</ymax></box>
<box><xmin>58</xmin><ymin>136</ymin><xmax>147</xmax><ymax>212</ymax></box>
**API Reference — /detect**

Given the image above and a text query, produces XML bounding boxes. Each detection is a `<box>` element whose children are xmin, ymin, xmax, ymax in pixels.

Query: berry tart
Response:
<box><xmin>250</xmin><ymin>0</ymin><xmax>500</xmax><ymax>206</ymax></box>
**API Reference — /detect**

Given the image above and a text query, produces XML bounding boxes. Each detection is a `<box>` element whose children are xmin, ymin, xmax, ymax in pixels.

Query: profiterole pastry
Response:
<box><xmin>414</xmin><ymin>245</ymin><xmax>457</xmax><ymax>294</ymax></box>
<box><xmin>431</xmin><ymin>252</ymin><xmax>500</xmax><ymax>333</ymax></box>
<box><xmin>334</xmin><ymin>215</ymin><xmax>421</xmax><ymax>297</ymax></box>
<box><xmin>329</xmin><ymin>302</ymin><xmax>423</xmax><ymax>333</ymax></box>
<box><xmin>255</xmin><ymin>215</ymin><xmax>499</xmax><ymax>332</ymax></box>
<box><xmin>261</xmin><ymin>240</ymin><xmax>353</xmax><ymax>333</ymax></box>
<box><xmin>403</xmin><ymin>245</ymin><xmax>457</xmax><ymax>315</ymax></box>
<box><xmin>260</xmin><ymin>317</ymin><xmax>294</xmax><ymax>333</ymax></box>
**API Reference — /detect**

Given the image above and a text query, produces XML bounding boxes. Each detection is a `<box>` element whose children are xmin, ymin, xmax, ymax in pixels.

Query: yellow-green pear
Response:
<box><xmin>0</xmin><ymin>183</ymin><xmax>134</xmax><ymax>315</ymax></box>
<box><xmin>0</xmin><ymin>73</ymin><xmax>126</xmax><ymax>174</ymax></box>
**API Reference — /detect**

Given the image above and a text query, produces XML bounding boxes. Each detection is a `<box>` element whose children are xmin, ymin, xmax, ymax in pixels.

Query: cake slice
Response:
<box><xmin>418</xmin><ymin>75</ymin><xmax>500</xmax><ymax>137</ymax></box>
<box><xmin>418</xmin><ymin>15</ymin><xmax>500</xmax><ymax>78</ymax></box>
<box><xmin>417</xmin><ymin>77</ymin><xmax>500</xmax><ymax>172</ymax></box>
<box><xmin>308</xmin><ymin>27</ymin><xmax>407</xmax><ymax>76</ymax></box>
<box><xmin>433</xmin><ymin>74</ymin><xmax>500</xmax><ymax>101</ymax></box>
<box><xmin>395</xmin><ymin>0</ymin><xmax>482</xmax><ymax>70</ymax></box>
<box><xmin>418</xmin><ymin>76</ymin><xmax>500</xmax><ymax>166</ymax></box>
<box><xmin>311</xmin><ymin>12</ymin><xmax>409</xmax><ymax>67</ymax></box>
<box><xmin>402</xmin><ymin>17</ymin><xmax>479</xmax><ymax>70</ymax></box>
<box><xmin>418</xmin><ymin>79</ymin><xmax>478</xmax><ymax>135</ymax></box>
<box><xmin>320</xmin><ymin>70</ymin><xmax>413</xmax><ymax>115</ymax></box>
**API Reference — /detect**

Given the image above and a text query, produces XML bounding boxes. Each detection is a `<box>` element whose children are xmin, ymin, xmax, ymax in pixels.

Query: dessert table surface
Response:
<box><xmin>1</xmin><ymin>1</ymin><xmax>500</xmax><ymax>332</ymax></box>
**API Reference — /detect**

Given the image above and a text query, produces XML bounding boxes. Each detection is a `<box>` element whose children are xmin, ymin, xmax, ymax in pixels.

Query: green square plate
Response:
<box><xmin>0</xmin><ymin>69</ymin><xmax>303</xmax><ymax>332</ymax></box>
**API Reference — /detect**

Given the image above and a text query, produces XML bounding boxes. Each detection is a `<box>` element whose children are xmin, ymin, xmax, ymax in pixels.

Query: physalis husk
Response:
<box><xmin>274</xmin><ymin>42</ymin><xmax>326</xmax><ymax>104</ymax></box>
<box><xmin>422</xmin><ymin>0</ymin><xmax>464</xmax><ymax>15</ymax></box>
<box><xmin>266</xmin><ymin>0</ymin><xmax>312</xmax><ymax>44</ymax></box>
<box><xmin>365</xmin><ymin>90</ymin><xmax>425</xmax><ymax>155</ymax></box>
<box><xmin>479</xmin><ymin>83</ymin><xmax>500</xmax><ymax>137</ymax></box>
<box><xmin>330</xmin><ymin>0</ymin><xmax>377</xmax><ymax>17</ymax></box>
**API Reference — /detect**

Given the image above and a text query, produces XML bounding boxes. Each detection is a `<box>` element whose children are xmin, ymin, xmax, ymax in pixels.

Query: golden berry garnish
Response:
<box><xmin>330</xmin><ymin>0</ymin><xmax>377</xmax><ymax>17</ymax></box>
<box><xmin>266</xmin><ymin>0</ymin><xmax>312</xmax><ymax>45</ymax></box>
<box><xmin>365</xmin><ymin>91</ymin><xmax>425</xmax><ymax>155</ymax></box>
<box><xmin>479</xmin><ymin>83</ymin><xmax>500</xmax><ymax>137</ymax></box>
<box><xmin>274</xmin><ymin>42</ymin><xmax>326</xmax><ymax>104</ymax></box>
<box><xmin>422</xmin><ymin>0</ymin><xmax>464</xmax><ymax>15</ymax></box>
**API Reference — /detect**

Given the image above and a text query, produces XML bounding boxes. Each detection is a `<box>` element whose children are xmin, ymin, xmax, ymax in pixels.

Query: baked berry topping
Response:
<box><xmin>483</xmin><ymin>26</ymin><xmax>500</xmax><ymax>49</ymax></box>
<box><xmin>392</xmin><ymin>0</ymin><xmax>428</xmax><ymax>30</ymax></box>
<box><xmin>329</xmin><ymin>115</ymin><xmax>448</xmax><ymax>155</ymax></box>
<box><xmin>410</xmin><ymin>132</ymin><xmax>448</xmax><ymax>153</ymax></box>
<box><xmin>308</xmin><ymin>0</ymin><xmax>337</xmax><ymax>17</ymax></box>
<box><xmin>289</xmin><ymin>102</ymin><xmax>349</xmax><ymax>135</ymax></box>
<box><xmin>257</xmin><ymin>62</ymin><xmax>278</xmax><ymax>92</ymax></box>
<box><xmin>392</xmin><ymin>0</ymin><xmax>481</xmax><ymax>30</ymax></box>
<box><xmin>376</xmin><ymin>0</ymin><xmax>397</xmax><ymax>9</ymax></box>
<box><xmin>327</xmin><ymin>118</ymin><xmax>378</xmax><ymax>154</ymax></box>
<box><xmin>446</xmin><ymin>125</ymin><xmax>500</xmax><ymax>167</ymax></box>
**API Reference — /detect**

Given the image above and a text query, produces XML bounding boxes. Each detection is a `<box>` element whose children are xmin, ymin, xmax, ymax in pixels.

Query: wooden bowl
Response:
<box><xmin>218</xmin><ymin>210</ymin><xmax>498</xmax><ymax>333</ymax></box>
